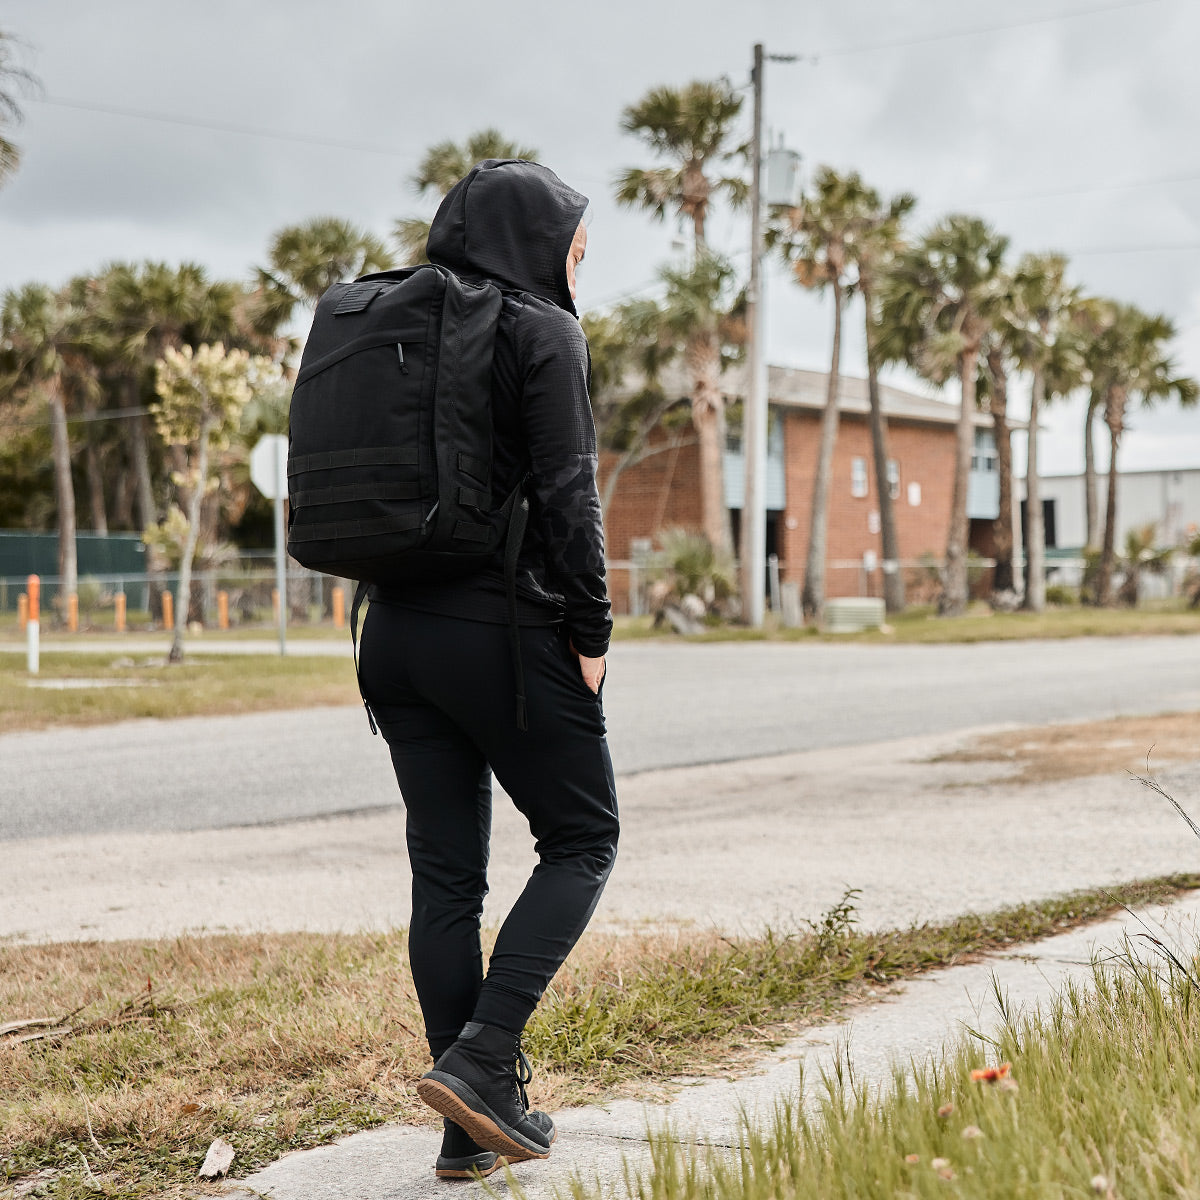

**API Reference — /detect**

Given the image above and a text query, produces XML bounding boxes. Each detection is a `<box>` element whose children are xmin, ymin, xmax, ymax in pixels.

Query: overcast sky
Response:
<box><xmin>3</xmin><ymin>0</ymin><xmax>1198</xmax><ymax>476</ymax></box>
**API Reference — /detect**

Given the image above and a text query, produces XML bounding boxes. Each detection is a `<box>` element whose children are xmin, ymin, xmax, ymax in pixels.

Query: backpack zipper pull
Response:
<box><xmin>396</xmin><ymin>343</ymin><xmax>409</xmax><ymax>375</ymax></box>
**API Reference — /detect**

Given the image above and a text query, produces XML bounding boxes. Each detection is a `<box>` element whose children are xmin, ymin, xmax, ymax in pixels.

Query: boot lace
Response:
<box><xmin>514</xmin><ymin>1046</ymin><xmax>533</xmax><ymax>1111</ymax></box>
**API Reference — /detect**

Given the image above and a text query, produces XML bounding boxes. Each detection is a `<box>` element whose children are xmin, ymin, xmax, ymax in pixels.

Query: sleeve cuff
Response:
<box><xmin>570</xmin><ymin>634</ymin><xmax>610</xmax><ymax>658</ymax></box>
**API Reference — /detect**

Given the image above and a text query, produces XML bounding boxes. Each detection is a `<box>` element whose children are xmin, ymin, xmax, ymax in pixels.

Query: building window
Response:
<box><xmin>971</xmin><ymin>428</ymin><xmax>998</xmax><ymax>472</ymax></box>
<box><xmin>851</xmin><ymin>457</ymin><xmax>868</xmax><ymax>498</ymax></box>
<box><xmin>1044</xmin><ymin>499</ymin><xmax>1057</xmax><ymax>549</ymax></box>
<box><xmin>886</xmin><ymin>460</ymin><xmax>901</xmax><ymax>500</ymax></box>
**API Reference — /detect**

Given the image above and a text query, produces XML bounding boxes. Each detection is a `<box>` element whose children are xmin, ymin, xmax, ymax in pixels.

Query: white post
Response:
<box><xmin>273</xmin><ymin>437</ymin><xmax>287</xmax><ymax>657</ymax></box>
<box><xmin>26</xmin><ymin>573</ymin><xmax>39</xmax><ymax>675</ymax></box>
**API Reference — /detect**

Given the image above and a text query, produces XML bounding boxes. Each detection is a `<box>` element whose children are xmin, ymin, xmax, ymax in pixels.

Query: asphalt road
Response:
<box><xmin>5</xmin><ymin>635</ymin><xmax>1200</xmax><ymax>841</ymax></box>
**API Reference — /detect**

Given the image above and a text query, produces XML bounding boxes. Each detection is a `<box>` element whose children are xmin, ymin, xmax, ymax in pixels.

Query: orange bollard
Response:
<box><xmin>161</xmin><ymin>589</ymin><xmax>174</xmax><ymax>631</ymax></box>
<box><xmin>272</xmin><ymin>588</ymin><xmax>280</xmax><ymax>624</ymax></box>
<box><xmin>67</xmin><ymin>592</ymin><xmax>78</xmax><ymax>632</ymax></box>
<box><xmin>17</xmin><ymin>593</ymin><xmax>27</xmax><ymax>632</ymax></box>
<box><xmin>332</xmin><ymin>586</ymin><xmax>345</xmax><ymax>629</ymax></box>
<box><xmin>114</xmin><ymin>592</ymin><xmax>127</xmax><ymax>633</ymax></box>
<box><xmin>217</xmin><ymin>590</ymin><xmax>229</xmax><ymax>630</ymax></box>
<box><xmin>26</xmin><ymin>575</ymin><xmax>40</xmax><ymax>674</ymax></box>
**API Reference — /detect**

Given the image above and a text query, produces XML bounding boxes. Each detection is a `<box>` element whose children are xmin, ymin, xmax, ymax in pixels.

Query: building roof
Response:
<box><xmin>652</xmin><ymin>362</ymin><xmax>1009</xmax><ymax>430</ymax></box>
<box><xmin>741</xmin><ymin>364</ymin><xmax>1002</xmax><ymax>430</ymax></box>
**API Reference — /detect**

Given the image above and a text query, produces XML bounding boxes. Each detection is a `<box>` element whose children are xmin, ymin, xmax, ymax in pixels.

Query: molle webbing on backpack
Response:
<box><xmin>286</xmin><ymin>265</ymin><xmax>505</xmax><ymax>585</ymax></box>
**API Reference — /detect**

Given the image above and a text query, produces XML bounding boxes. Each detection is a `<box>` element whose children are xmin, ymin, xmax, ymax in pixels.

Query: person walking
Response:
<box><xmin>357</xmin><ymin>159</ymin><xmax>619</xmax><ymax>1178</ymax></box>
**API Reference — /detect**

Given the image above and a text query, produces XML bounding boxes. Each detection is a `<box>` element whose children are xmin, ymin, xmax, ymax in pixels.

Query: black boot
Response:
<box><xmin>417</xmin><ymin>1022</ymin><xmax>557</xmax><ymax>1161</ymax></box>
<box><xmin>434</xmin><ymin>1118</ymin><xmax>501</xmax><ymax>1179</ymax></box>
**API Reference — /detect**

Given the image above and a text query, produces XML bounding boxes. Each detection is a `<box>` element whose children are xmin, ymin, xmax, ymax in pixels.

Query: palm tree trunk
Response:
<box><xmin>125</xmin><ymin>383</ymin><xmax>167</xmax><ymax>617</ymax></box>
<box><xmin>47</xmin><ymin>377</ymin><xmax>78</xmax><ymax>621</ymax></box>
<box><xmin>125</xmin><ymin>381</ymin><xmax>156</xmax><ymax>530</ymax></box>
<box><xmin>864</xmin><ymin>292</ymin><xmax>904</xmax><ymax>614</ymax></box>
<box><xmin>1023</xmin><ymin>368</ymin><xmax>1046</xmax><ymax>611</ymax></box>
<box><xmin>941</xmin><ymin>347</ymin><xmax>979</xmax><ymax>616</ymax></box>
<box><xmin>802</xmin><ymin>280</ymin><xmax>844</xmax><ymax>623</ymax></box>
<box><xmin>688</xmin><ymin>331</ymin><xmax>731</xmax><ymax>555</ymax></box>
<box><xmin>1083</xmin><ymin>393</ymin><xmax>1099</xmax><ymax>550</ymax></box>
<box><xmin>169</xmin><ymin>417</ymin><xmax>213</xmax><ymax>664</ymax></box>
<box><xmin>113</xmin><ymin>470</ymin><xmax>135</xmax><ymax>529</ymax></box>
<box><xmin>985</xmin><ymin>348</ymin><xmax>1015</xmax><ymax>600</ymax></box>
<box><xmin>1095</xmin><ymin>388</ymin><xmax>1124</xmax><ymax>607</ymax></box>
<box><xmin>83</xmin><ymin>400</ymin><xmax>108</xmax><ymax>534</ymax></box>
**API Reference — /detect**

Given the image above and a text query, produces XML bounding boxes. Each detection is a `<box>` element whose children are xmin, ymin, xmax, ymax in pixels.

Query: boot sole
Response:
<box><xmin>434</xmin><ymin>1152</ymin><xmax>504</xmax><ymax>1179</ymax></box>
<box><xmin>417</xmin><ymin>1074</ymin><xmax>551</xmax><ymax>1162</ymax></box>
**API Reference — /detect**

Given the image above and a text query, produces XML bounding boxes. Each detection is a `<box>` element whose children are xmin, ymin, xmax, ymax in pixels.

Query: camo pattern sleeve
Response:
<box><xmin>516</xmin><ymin>299</ymin><xmax>612</xmax><ymax>657</ymax></box>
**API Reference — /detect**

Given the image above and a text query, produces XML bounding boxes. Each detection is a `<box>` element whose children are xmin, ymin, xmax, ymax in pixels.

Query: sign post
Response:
<box><xmin>250</xmin><ymin>434</ymin><xmax>289</xmax><ymax>656</ymax></box>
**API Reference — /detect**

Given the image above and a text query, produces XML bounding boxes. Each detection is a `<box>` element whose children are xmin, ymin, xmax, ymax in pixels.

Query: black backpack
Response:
<box><xmin>287</xmin><ymin>264</ymin><xmax>531</xmax><ymax>729</ymax></box>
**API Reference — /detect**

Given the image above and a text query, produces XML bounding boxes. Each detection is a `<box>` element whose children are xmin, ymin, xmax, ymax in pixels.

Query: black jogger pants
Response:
<box><xmin>358</xmin><ymin>604</ymin><xmax>619</xmax><ymax>1057</ymax></box>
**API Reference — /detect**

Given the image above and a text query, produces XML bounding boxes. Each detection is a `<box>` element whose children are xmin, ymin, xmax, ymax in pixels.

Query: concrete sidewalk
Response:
<box><xmin>212</xmin><ymin>894</ymin><xmax>1200</xmax><ymax>1200</ymax></box>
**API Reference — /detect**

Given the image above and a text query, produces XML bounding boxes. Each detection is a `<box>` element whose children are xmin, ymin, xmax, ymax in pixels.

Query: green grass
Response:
<box><xmin>1</xmin><ymin>603</ymin><xmax>1197</xmax><ymax>736</ymax></box>
<box><xmin>614</xmin><ymin>600</ymin><xmax>1200</xmax><ymax>644</ymax></box>
<box><xmin>0</xmin><ymin>651</ymin><xmax>359</xmax><ymax>734</ymax></box>
<box><xmin>581</xmin><ymin>940</ymin><xmax>1200</xmax><ymax>1199</ymax></box>
<box><xmin>2</xmin><ymin>876</ymin><xmax>1197</xmax><ymax>1199</ymax></box>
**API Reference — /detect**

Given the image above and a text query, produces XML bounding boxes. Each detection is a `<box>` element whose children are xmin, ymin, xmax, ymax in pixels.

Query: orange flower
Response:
<box><xmin>905</xmin><ymin>1154</ymin><xmax>920</xmax><ymax>1164</ymax></box>
<box><xmin>970</xmin><ymin>1063</ymin><xmax>1012</xmax><ymax>1083</ymax></box>
<box><xmin>937</xmin><ymin>1102</ymin><xmax>955</xmax><ymax>1118</ymax></box>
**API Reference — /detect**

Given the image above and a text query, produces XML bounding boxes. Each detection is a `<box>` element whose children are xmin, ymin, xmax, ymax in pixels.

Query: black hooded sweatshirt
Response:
<box><xmin>372</xmin><ymin>160</ymin><xmax>612</xmax><ymax>658</ymax></box>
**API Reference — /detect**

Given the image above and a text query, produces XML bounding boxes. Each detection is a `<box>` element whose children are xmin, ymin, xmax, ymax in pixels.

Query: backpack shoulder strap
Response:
<box><xmin>349</xmin><ymin>580</ymin><xmax>377</xmax><ymax>735</ymax></box>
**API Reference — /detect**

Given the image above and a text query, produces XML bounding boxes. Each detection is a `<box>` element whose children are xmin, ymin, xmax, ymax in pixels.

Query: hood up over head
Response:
<box><xmin>426</xmin><ymin>159</ymin><xmax>589</xmax><ymax>316</ymax></box>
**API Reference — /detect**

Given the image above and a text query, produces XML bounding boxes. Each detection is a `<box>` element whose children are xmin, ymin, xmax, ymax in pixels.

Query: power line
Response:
<box><xmin>976</xmin><ymin>168</ymin><xmax>1200</xmax><ymax>206</ymax></box>
<box><xmin>817</xmin><ymin>0</ymin><xmax>1165</xmax><ymax>57</ymax></box>
<box><xmin>33</xmin><ymin>95</ymin><xmax>413</xmax><ymax>159</ymax></box>
<box><xmin>1067</xmin><ymin>241</ymin><xmax>1200</xmax><ymax>255</ymax></box>
<box><xmin>0</xmin><ymin>404</ymin><xmax>151</xmax><ymax>433</ymax></box>
<box><xmin>27</xmin><ymin>2</ymin><xmax>1171</xmax><ymax>180</ymax></box>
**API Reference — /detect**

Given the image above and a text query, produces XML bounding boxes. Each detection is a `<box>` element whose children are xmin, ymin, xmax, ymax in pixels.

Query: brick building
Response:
<box><xmin>601</xmin><ymin>365</ymin><xmax>1005</xmax><ymax>613</ymax></box>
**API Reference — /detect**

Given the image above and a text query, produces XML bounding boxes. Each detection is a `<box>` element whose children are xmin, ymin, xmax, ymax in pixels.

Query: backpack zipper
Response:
<box><xmin>396</xmin><ymin>343</ymin><xmax>409</xmax><ymax>375</ymax></box>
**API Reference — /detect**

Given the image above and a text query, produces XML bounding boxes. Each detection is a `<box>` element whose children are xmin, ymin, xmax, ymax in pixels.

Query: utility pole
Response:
<box><xmin>740</xmin><ymin>42</ymin><xmax>769</xmax><ymax>628</ymax></box>
<box><xmin>740</xmin><ymin>46</ymin><xmax>799</xmax><ymax>628</ymax></box>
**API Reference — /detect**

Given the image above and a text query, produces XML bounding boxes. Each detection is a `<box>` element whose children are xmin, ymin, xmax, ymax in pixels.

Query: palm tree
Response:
<box><xmin>1004</xmin><ymin>254</ymin><xmax>1082</xmax><ymax>611</ymax></box>
<box><xmin>616</xmin><ymin>81</ymin><xmax>747</xmax><ymax>252</ymax></box>
<box><xmin>772</xmin><ymin>168</ymin><xmax>913</xmax><ymax>621</ymax></box>
<box><xmin>91</xmin><ymin>261</ymin><xmax>257</xmax><ymax>619</ymax></box>
<box><xmin>857</xmin><ymin>189</ymin><xmax>916</xmax><ymax>615</ymax></box>
<box><xmin>1116</xmin><ymin>523</ymin><xmax>1172</xmax><ymax>607</ymax></box>
<box><xmin>616</xmin><ymin>79</ymin><xmax>747</xmax><ymax>554</ymax></box>
<box><xmin>657</xmin><ymin>252</ymin><xmax>743</xmax><ymax>552</ymax></box>
<box><xmin>0</xmin><ymin>284</ymin><xmax>84</xmax><ymax>612</ymax></box>
<box><xmin>254</xmin><ymin>218</ymin><xmax>394</xmax><ymax>330</ymax></box>
<box><xmin>1082</xmin><ymin>301</ymin><xmax>1198</xmax><ymax>605</ymax></box>
<box><xmin>979</xmin><ymin>307</ymin><xmax>1019</xmax><ymax>601</ymax></box>
<box><xmin>1082</xmin><ymin>392</ymin><xmax>1103</xmax><ymax>550</ymax></box>
<box><xmin>93</xmin><ymin>262</ymin><xmax>244</xmax><ymax>534</ymax></box>
<box><xmin>878</xmin><ymin>215</ymin><xmax>1010</xmax><ymax>616</ymax></box>
<box><xmin>394</xmin><ymin>129</ymin><xmax>539</xmax><ymax>264</ymax></box>
<box><xmin>0</xmin><ymin>29</ymin><xmax>37</xmax><ymax>188</ymax></box>
<box><xmin>583</xmin><ymin>298</ymin><xmax>690</xmax><ymax>514</ymax></box>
